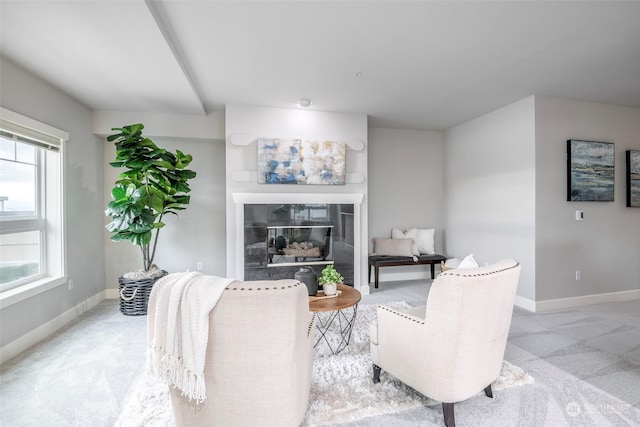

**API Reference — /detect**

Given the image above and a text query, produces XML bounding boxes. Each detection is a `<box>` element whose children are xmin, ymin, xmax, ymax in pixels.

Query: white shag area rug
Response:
<box><xmin>116</xmin><ymin>302</ymin><xmax>534</xmax><ymax>427</ymax></box>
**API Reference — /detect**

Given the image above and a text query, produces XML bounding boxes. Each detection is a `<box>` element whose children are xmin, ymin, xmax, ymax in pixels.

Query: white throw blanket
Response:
<box><xmin>147</xmin><ymin>271</ymin><xmax>235</xmax><ymax>403</ymax></box>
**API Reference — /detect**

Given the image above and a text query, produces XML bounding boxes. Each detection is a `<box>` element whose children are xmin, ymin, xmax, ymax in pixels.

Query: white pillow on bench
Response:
<box><xmin>410</xmin><ymin>228</ymin><xmax>435</xmax><ymax>255</ymax></box>
<box><xmin>391</xmin><ymin>228</ymin><xmax>419</xmax><ymax>255</ymax></box>
<box><xmin>391</xmin><ymin>227</ymin><xmax>435</xmax><ymax>255</ymax></box>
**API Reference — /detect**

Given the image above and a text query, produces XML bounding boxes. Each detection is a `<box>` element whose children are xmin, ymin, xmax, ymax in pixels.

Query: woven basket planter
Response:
<box><xmin>118</xmin><ymin>271</ymin><xmax>167</xmax><ymax>316</ymax></box>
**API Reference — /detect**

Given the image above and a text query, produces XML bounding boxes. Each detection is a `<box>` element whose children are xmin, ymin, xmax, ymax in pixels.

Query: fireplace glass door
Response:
<box><xmin>244</xmin><ymin>203</ymin><xmax>354</xmax><ymax>284</ymax></box>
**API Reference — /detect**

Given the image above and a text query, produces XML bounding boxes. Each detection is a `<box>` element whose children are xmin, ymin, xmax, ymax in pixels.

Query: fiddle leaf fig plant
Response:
<box><xmin>105</xmin><ymin>123</ymin><xmax>196</xmax><ymax>273</ymax></box>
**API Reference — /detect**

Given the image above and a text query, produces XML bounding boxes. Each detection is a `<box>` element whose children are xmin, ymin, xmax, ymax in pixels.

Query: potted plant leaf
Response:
<box><xmin>105</xmin><ymin>123</ymin><xmax>196</xmax><ymax>315</ymax></box>
<box><xmin>318</xmin><ymin>265</ymin><xmax>344</xmax><ymax>296</ymax></box>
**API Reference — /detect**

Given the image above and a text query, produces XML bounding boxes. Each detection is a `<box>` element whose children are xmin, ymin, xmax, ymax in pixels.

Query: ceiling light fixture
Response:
<box><xmin>297</xmin><ymin>99</ymin><xmax>312</xmax><ymax>108</ymax></box>
<box><xmin>353</xmin><ymin>72</ymin><xmax>362</xmax><ymax>78</ymax></box>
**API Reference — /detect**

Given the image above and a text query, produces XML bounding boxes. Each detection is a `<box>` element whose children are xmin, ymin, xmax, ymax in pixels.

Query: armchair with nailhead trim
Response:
<box><xmin>169</xmin><ymin>279</ymin><xmax>316</xmax><ymax>427</ymax></box>
<box><xmin>369</xmin><ymin>259</ymin><xmax>521</xmax><ymax>427</ymax></box>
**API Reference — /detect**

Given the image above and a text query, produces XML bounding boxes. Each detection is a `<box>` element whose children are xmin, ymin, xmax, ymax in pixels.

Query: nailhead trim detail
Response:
<box><xmin>226</xmin><ymin>281</ymin><xmax>304</xmax><ymax>291</ymax></box>
<box><xmin>308</xmin><ymin>314</ymin><xmax>317</xmax><ymax>337</ymax></box>
<box><xmin>440</xmin><ymin>262</ymin><xmax>520</xmax><ymax>278</ymax></box>
<box><xmin>378</xmin><ymin>305</ymin><xmax>425</xmax><ymax>325</ymax></box>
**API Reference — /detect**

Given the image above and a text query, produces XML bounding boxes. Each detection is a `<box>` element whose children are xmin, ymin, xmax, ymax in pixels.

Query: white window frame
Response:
<box><xmin>0</xmin><ymin>108</ymin><xmax>67</xmax><ymax>308</ymax></box>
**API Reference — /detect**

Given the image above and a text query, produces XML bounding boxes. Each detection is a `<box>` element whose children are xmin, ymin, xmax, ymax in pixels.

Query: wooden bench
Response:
<box><xmin>368</xmin><ymin>254</ymin><xmax>447</xmax><ymax>289</ymax></box>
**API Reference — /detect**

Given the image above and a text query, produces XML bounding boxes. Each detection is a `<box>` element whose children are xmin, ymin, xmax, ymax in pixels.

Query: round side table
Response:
<box><xmin>308</xmin><ymin>284</ymin><xmax>361</xmax><ymax>354</ymax></box>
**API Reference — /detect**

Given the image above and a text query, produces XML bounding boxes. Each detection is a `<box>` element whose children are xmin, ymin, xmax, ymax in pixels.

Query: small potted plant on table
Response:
<box><xmin>318</xmin><ymin>265</ymin><xmax>344</xmax><ymax>296</ymax></box>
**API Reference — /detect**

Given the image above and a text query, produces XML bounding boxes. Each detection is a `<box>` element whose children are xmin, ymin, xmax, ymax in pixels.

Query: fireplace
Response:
<box><xmin>232</xmin><ymin>193</ymin><xmax>364</xmax><ymax>289</ymax></box>
<box><xmin>244</xmin><ymin>203</ymin><xmax>352</xmax><ymax>284</ymax></box>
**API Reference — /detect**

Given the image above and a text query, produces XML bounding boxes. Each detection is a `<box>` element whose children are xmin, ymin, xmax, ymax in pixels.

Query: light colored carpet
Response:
<box><xmin>116</xmin><ymin>302</ymin><xmax>534</xmax><ymax>426</ymax></box>
<box><xmin>3</xmin><ymin>283</ymin><xmax>639</xmax><ymax>426</ymax></box>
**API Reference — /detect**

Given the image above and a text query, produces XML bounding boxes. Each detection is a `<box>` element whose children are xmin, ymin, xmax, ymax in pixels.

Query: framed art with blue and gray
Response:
<box><xmin>567</xmin><ymin>139</ymin><xmax>615</xmax><ymax>202</ymax></box>
<box><xmin>257</xmin><ymin>138</ymin><xmax>346</xmax><ymax>185</ymax></box>
<box><xmin>626</xmin><ymin>150</ymin><xmax>640</xmax><ymax>207</ymax></box>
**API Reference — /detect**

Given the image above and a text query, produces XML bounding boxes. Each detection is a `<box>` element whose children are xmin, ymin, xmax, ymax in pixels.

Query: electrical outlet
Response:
<box><xmin>576</xmin><ymin>270</ymin><xmax>581</xmax><ymax>281</ymax></box>
<box><xmin>197</xmin><ymin>262</ymin><xmax>203</xmax><ymax>271</ymax></box>
<box><xmin>68</xmin><ymin>279</ymin><xmax>74</xmax><ymax>290</ymax></box>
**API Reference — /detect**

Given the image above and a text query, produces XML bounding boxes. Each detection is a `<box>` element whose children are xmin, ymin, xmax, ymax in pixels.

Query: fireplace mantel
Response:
<box><xmin>232</xmin><ymin>192</ymin><xmax>363</xmax><ymax>205</ymax></box>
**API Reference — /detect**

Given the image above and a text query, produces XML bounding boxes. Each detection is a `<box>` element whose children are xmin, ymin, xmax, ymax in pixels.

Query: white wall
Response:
<box><xmin>0</xmin><ymin>57</ymin><xmax>105</xmax><ymax>349</ymax></box>
<box><xmin>367</xmin><ymin>128</ymin><xmax>445</xmax><ymax>282</ymax></box>
<box><xmin>535</xmin><ymin>96</ymin><xmax>640</xmax><ymax>304</ymax></box>
<box><xmin>444</xmin><ymin>97</ymin><xmax>537</xmax><ymax>301</ymax></box>
<box><xmin>224</xmin><ymin>104</ymin><xmax>369</xmax><ymax>288</ymax></box>
<box><xmin>444</xmin><ymin>95</ymin><xmax>640</xmax><ymax>310</ymax></box>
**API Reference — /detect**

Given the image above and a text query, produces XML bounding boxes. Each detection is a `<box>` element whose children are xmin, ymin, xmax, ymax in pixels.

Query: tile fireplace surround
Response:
<box><xmin>232</xmin><ymin>193</ymin><xmax>365</xmax><ymax>291</ymax></box>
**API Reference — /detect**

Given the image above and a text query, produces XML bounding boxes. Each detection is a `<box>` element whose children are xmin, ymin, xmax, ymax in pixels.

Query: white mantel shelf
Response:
<box><xmin>232</xmin><ymin>192</ymin><xmax>364</xmax><ymax>205</ymax></box>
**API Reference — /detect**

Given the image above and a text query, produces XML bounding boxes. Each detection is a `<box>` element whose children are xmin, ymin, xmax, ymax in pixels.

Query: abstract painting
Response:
<box><xmin>567</xmin><ymin>139</ymin><xmax>614</xmax><ymax>202</ymax></box>
<box><xmin>257</xmin><ymin>138</ymin><xmax>346</xmax><ymax>185</ymax></box>
<box><xmin>627</xmin><ymin>150</ymin><xmax>640</xmax><ymax>207</ymax></box>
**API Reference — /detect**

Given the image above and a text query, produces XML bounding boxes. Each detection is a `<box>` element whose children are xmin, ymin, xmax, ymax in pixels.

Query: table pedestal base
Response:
<box><xmin>314</xmin><ymin>305</ymin><xmax>358</xmax><ymax>355</ymax></box>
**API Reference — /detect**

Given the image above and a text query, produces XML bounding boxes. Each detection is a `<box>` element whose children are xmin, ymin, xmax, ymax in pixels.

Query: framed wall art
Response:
<box><xmin>626</xmin><ymin>150</ymin><xmax>640</xmax><ymax>207</ymax></box>
<box><xmin>567</xmin><ymin>139</ymin><xmax>614</xmax><ymax>202</ymax></box>
<box><xmin>257</xmin><ymin>138</ymin><xmax>346</xmax><ymax>185</ymax></box>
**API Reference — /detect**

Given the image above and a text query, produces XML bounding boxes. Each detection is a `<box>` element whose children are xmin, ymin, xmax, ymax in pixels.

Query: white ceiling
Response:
<box><xmin>2</xmin><ymin>1</ymin><xmax>640</xmax><ymax>131</ymax></box>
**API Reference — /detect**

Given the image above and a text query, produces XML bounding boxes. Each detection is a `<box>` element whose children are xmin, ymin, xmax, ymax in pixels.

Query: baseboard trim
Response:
<box><xmin>105</xmin><ymin>288</ymin><xmax>119</xmax><ymax>299</ymax></box>
<box><xmin>0</xmin><ymin>291</ymin><xmax>106</xmax><ymax>365</ymax></box>
<box><xmin>358</xmin><ymin>283</ymin><xmax>371</xmax><ymax>296</ymax></box>
<box><xmin>515</xmin><ymin>289</ymin><xmax>640</xmax><ymax>313</ymax></box>
<box><xmin>514</xmin><ymin>295</ymin><xmax>536</xmax><ymax>312</ymax></box>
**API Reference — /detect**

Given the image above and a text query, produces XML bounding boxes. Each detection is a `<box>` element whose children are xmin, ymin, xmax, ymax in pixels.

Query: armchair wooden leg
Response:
<box><xmin>442</xmin><ymin>402</ymin><xmax>455</xmax><ymax>427</ymax></box>
<box><xmin>484</xmin><ymin>384</ymin><xmax>493</xmax><ymax>398</ymax></box>
<box><xmin>372</xmin><ymin>364</ymin><xmax>381</xmax><ymax>383</ymax></box>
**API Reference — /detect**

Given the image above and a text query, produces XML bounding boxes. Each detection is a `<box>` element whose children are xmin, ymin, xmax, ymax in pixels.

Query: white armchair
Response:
<box><xmin>370</xmin><ymin>259</ymin><xmax>521</xmax><ymax>427</ymax></box>
<box><xmin>169</xmin><ymin>279</ymin><xmax>315</xmax><ymax>427</ymax></box>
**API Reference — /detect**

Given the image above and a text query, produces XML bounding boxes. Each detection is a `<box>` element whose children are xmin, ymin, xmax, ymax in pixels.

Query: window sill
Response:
<box><xmin>0</xmin><ymin>276</ymin><xmax>67</xmax><ymax>309</ymax></box>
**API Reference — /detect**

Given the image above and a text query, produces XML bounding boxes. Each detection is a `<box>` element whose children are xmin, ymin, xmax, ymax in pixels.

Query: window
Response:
<box><xmin>0</xmin><ymin>108</ymin><xmax>66</xmax><ymax>293</ymax></box>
